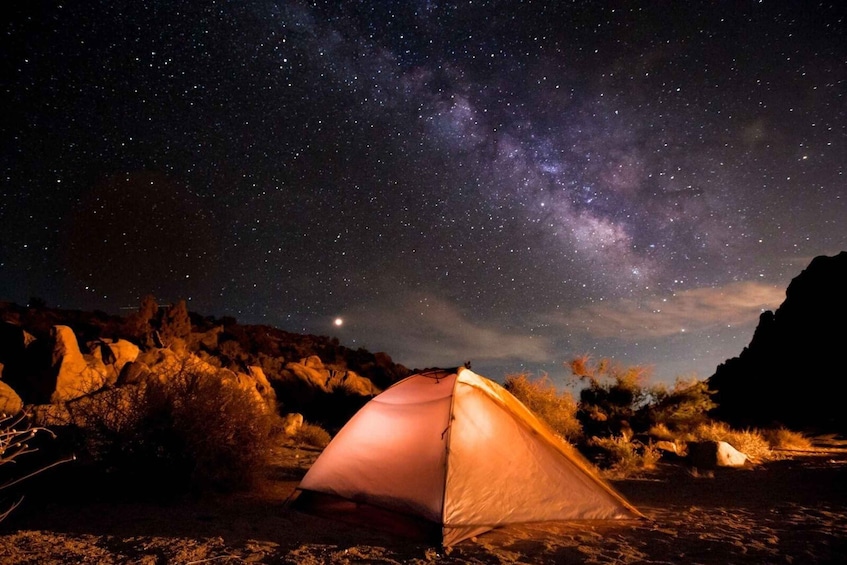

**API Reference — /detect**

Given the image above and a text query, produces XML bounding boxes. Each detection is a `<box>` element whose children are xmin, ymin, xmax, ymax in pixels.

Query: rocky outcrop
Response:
<box><xmin>281</xmin><ymin>356</ymin><xmax>380</xmax><ymax>396</ymax></box>
<box><xmin>708</xmin><ymin>251</ymin><xmax>847</xmax><ymax>433</ymax></box>
<box><xmin>0</xmin><ymin>299</ymin><xmax>410</xmax><ymax>437</ymax></box>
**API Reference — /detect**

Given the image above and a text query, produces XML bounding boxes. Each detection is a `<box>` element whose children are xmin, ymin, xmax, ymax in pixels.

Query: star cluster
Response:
<box><xmin>2</xmin><ymin>1</ymin><xmax>845</xmax><ymax>383</ymax></box>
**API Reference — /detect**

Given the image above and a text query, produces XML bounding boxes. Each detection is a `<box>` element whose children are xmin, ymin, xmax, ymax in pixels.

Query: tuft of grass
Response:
<box><xmin>761</xmin><ymin>427</ymin><xmax>813</xmax><ymax>451</ymax></box>
<box><xmin>293</xmin><ymin>422</ymin><xmax>331</xmax><ymax>448</ymax></box>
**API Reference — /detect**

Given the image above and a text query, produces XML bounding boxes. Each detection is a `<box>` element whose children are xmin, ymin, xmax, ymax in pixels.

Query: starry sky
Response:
<box><xmin>2</xmin><ymin>1</ymin><xmax>845</xmax><ymax>386</ymax></box>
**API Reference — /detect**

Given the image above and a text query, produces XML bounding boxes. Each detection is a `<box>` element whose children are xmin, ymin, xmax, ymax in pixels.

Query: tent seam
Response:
<box><xmin>439</xmin><ymin>368</ymin><xmax>461</xmax><ymax>536</ymax></box>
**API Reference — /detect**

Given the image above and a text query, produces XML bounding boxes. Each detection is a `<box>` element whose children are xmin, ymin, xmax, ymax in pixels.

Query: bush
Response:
<box><xmin>588</xmin><ymin>435</ymin><xmax>662</xmax><ymax>478</ymax></box>
<box><xmin>646</xmin><ymin>378</ymin><xmax>716</xmax><ymax>434</ymax></box>
<box><xmin>69</xmin><ymin>365</ymin><xmax>284</xmax><ymax>495</ymax></box>
<box><xmin>503</xmin><ymin>373</ymin><xmax>582</xmax><ymax>442</ymax></box>
<box><xmin>567</xmin><ymin>356</ymin><xmax>653</xmax><ymax>439</ymax></box>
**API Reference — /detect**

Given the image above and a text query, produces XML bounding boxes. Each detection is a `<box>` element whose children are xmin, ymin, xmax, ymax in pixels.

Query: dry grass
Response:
<box><xmin>761</xmin><ymin>427</ymin><xmax>814</xmax><ymax>451</ymax></box>
<box><xmin>589</xmin><ymin>435</ymin><xmax>662</xmax><ymax>478</ymax></box>
<box><xmin>503</xmin><ymin>373</ymin><xmax>581</xmax><ymax>441</ymax></box>
<box><xmin>293</xmin><ymin>422</ymin><xmax>332</xmax><ymax>448</ymax></box>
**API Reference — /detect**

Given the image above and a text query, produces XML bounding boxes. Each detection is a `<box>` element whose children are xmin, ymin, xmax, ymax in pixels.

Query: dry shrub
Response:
<box><xmin>689</xmin><ymin>421</ymin><xmax>772</xmax><ymax>461</ymax></box>
<box><xmin>1</xmin><ymin>412</ymin><xmax>72</xmax><ymax>521</ymax></box>
<box><xmin>503</xmin><ymin>373</ymin><xmax>582</xmax><ymax>442</ymax></box>
<box><xmin>761</xmin><ymin>427</ymin><xmax>813</xmax><ymax>451</ymax></box>
<box><xmin>588</xmin><ymin>435</ymin><xmax>662</xmax><ymax>478</ymax></box>
<box><xmin>647</xmin><ymin>423</ymin><xmax>675</xmax><ymax>441</ymax></box>
<box><xmin>71</xmin><ymin>366</ymin><xmax>283</xmax><ymax>495</ymax></box>
<box><xmin>293</xmin><ymin>422</ymin><xmax>331</xmax><ymax>448</ymax></box>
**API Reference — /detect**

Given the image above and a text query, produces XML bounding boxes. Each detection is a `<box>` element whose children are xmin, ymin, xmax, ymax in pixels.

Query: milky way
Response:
<box><xmin>2</xmin><ymin>1</ymin><xmax>845</xmax><ymax>384</ymax></box>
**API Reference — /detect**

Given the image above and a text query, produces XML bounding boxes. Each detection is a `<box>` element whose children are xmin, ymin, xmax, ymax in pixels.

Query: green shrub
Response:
<box><xmin>503</xmin><ymin>373</ymin><xmax>582</xmax><ymax>442</ymax></box>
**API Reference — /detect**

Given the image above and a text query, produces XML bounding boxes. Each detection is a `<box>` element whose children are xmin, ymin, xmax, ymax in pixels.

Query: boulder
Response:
<box><xmin>301</xmin><ymin>355</ymin><xmax>325</xmax><ymax>370</ymax></box>
<box><xmin>247</xmin><ymin>365</ymin><xmax>277</xmax><ymax>406</ymax></box>
<box><xmin>687</xmin><ymin>440</ymin><xmax>749</xmax><ymax>469</ymax></box>
<box><xmin>0</xmin><ymin>380</ymin><xmax>23</xmax><ymax>416</ymax></box>
<box><xmin>285</xmin><ymin>360</ymin><xmax>330</xmax><ymax>392</ymax></box>
<box><xmin>282</xmin><ymin>412</ymin><xmax>304</xmax><ymax>436</ymax></box>
<box><xmin>188</xmin><ymin>325</ymin><xmax>224</xmax><ymax>351</ymax></box>
<box><xmin>116</xmin><ymin>360</ymin><xmax>151</xmax><ymax>386</ymax></box>
<box><xmin>51</xmin><ymin>325</ymin><xmax>109</xmax><ymax>403</ymax></box>
<box><xmin>90</xmin><ymin>339</ymin><xmax>140</xmax><ymax>386</ymax></box>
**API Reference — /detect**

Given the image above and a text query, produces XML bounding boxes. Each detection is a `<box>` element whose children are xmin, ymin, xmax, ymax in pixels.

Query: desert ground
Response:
<box><xmin>1</xmin><ymin>439</ymin><xmax>846</xmax><ymax>564</ymax></box>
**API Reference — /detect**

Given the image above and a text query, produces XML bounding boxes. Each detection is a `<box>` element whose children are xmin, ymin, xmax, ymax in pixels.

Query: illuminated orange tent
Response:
<box><xmin>292</xmin><ymin>366</ymin><xmax>642</xmax><ymax>546</ymax></box>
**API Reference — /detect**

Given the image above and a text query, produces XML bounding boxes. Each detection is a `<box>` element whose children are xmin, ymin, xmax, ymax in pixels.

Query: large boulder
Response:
<box><xmin>285</xmin><ymin>359</ymin><xmax>331</xmax><ymax>393</ymax></box>
<box><xmin>89</xmin><ymin>338</ymin><xmax>140</xmax><ymax>386</ymax></box>
<box><xmin>51</xmin><ymin>325</ymin><xmax>109</xmax><ymax>403</ymax></box>
<box><xmin>116</xmin><ymin>360</ymin><xmax>152</xmax><ymax>386</ymax></box>
<box><xmin>283</xmin><ymin>357</ymin><xmax>379</xmax><ymax>396</ymax></box>
<box><xmin>247</xmin><ymin>365</ymin><xmax>277</xmax><ymax>407</ymax></box>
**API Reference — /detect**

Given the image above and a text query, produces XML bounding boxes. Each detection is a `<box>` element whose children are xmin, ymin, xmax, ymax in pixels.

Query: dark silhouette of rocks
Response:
<box><xmin>708</xmin><ymin>251</ymin><xmax>847</xmax><ymax>433</ymax></box>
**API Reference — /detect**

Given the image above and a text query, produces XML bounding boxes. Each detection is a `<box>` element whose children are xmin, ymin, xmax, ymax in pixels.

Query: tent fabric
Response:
<box><xmin>294</xmin><ymin>366</ymin><xmax>642</xmax><ymax>545</ymax></box>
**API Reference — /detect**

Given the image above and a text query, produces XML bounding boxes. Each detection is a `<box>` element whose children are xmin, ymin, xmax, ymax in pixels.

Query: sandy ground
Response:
<box><xmin>1</xmin><ymin>441</ymin><xmax>846</xmax><ymax>564</ymax></box>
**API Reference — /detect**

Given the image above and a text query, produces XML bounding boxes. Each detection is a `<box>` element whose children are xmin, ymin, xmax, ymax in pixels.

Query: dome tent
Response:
<box><xmin>292</xmin><ymin>366</ymin><xmax>642</xmax><ymax>546</ymax></box>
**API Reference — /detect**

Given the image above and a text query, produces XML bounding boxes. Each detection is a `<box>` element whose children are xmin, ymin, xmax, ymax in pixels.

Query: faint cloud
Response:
<box><xmin>558</xmin><ymin>281</ymin><xmax>785</xmax><ymax>340</ymax></box>
<box><xmin>347</xmin><ymin>293</ymin><xmax>553</xmax><ymax>368</ymax></box>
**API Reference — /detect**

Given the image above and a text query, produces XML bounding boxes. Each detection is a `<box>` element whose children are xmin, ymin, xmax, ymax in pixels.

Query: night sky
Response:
<box><xmin>2</xmin><ymin>1</ymin><xmax>845</xmax><ymax>385</ymax></box>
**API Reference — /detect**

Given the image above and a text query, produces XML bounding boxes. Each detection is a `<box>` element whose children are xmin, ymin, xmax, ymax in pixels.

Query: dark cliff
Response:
<box><xmin>708</xmin><ymin>251</ymin><xmax>847</xmax><ymax>433</ymax></box>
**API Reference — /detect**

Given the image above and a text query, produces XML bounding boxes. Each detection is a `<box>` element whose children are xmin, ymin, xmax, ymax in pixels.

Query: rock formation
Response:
<box><xmin>707</xmin><ymin>251</ymin><xmax>847</xmax><ymax>433</ymax></box>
